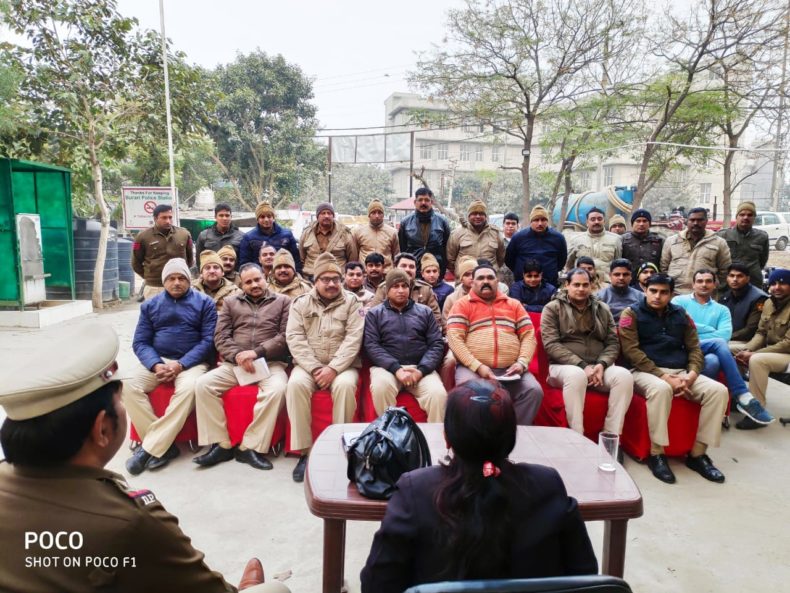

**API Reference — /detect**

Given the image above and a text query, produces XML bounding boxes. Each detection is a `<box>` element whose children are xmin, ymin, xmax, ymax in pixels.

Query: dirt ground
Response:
<box><xmin>768</xmin><ymin>249</ymin><xmax>790</xmax><ymax>268</ymax></box>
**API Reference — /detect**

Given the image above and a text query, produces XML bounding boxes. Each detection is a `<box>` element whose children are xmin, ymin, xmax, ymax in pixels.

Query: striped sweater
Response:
<box><xmin>446</xmin><ymin>290</ymin><xmax>536</xmax><ymax>372</ymax></box>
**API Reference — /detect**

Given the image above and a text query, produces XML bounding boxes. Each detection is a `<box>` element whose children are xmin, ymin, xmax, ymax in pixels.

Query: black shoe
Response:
<box><xmin>686</xmin><ymin>454</ymin><xmax>725</xmax><ymax>483</ymax></box>
<box><xmin>735</xmin><ymin>416</ymin><xmax>767</xmax><ymax>430</ymax></box>
<box><xmin>292</xmin><ymin>455</ymin><xmax>308</xmax><ymax>483</ymax></box>
<box><xmin>126</xmin><ymin>447</ymin><xmax>151</xmax><ymax>475</ymax></box>
<box><xmin>235</xmin><ymin>449</ymin><xmax>273</xmax><ymax>470</ymax></box>
<box><xmin>647</xmin><ymin>454</ymin><xmax>676</xmax><ymax>484</ymax></box>
<box><xmin>193</xmin><ymin>444</ymin><xmax>235</xmax><ymax>467</ymax></box>
<box><xmin>146</xmin><ymin>444</ymin><xmax>180</xmax><ymax>471</ymax></box>
<box><xmin>617</xmin><ymin>447</ymin><xmax>624</xmax><ymax>464</ymax></box>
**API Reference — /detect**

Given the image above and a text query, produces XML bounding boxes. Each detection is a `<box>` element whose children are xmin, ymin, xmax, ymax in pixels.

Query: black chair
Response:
<box><xmin>404</xmin><ymin>575</ymin><xmax>632</xmax><ymax>593</ymax></box>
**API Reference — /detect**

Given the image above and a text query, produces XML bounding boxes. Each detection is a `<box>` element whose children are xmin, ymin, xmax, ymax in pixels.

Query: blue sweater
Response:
<box><xmin>133</xmin><ymin>288</ymin><xmax>217</xmax><ymax>370</ymax></box>
<box><xmin>508</xmin><ymin>281</ymin><xmax>557</xmax><ymax>313</ymax></box>
<box><xmin>672</xmin><ymin>294</ymin><xmax>732</xmax><ymax>341</ymax></box>
<box><xmin>505</xmin><ymin>228</ymin><xmax>567</xmax><ymax>287</ymax></box>
<box><xmin>238</xmin><ymin>222</ymin><xmax>301</xmax><ymax>272</ymax></box>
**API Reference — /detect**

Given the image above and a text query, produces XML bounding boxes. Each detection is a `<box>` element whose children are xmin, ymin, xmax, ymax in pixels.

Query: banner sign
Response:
<box><xmin>122</xmin><ymin>187</ymin><xmax>179</xmax><ymax>230</ymax></box>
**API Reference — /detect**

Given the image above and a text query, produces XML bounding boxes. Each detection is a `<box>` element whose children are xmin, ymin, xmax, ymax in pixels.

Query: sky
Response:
<box><xmin>118</xmin><ymin>0</ymin><xmax>465</xmax><ymax>132</ymax></box>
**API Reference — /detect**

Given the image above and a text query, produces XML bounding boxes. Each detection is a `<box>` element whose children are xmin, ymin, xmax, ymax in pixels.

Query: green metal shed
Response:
<box><xmin>0</xmin><ymin>158</ymin><xmax>75</xmax><ymax>307</ymax></box>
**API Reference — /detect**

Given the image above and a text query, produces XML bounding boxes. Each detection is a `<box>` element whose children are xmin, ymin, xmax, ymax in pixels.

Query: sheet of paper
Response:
<box><xmin>232</xmin><ymin>357</ymin><xmax>270</xmax><ymax>386</ymax></box>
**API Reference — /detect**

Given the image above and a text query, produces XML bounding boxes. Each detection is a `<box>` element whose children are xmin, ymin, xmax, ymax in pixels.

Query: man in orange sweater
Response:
<box><xmin>446</xmin><ymin>263</ymin><xmax>543</xmax><ymax>424</ymax></box>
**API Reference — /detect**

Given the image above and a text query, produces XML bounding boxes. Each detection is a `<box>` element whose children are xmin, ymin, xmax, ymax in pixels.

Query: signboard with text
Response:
<box><xmin>122</xmin><ymin>187</ymin><xmax>179</xmax><ymax>230</ymax></box>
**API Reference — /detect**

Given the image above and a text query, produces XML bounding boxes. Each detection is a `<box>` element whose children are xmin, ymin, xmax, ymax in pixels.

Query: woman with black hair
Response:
<box><xmin>360</xmin><ymin>379</ymin><xmax>597</xmax><ymax>592</ymax></box>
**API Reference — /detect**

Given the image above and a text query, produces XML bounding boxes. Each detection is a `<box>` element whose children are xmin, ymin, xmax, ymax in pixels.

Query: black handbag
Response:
<box><xmin>346</xmin><ymin>407</ymin><xmax>432</xmax><ymax>500</ymax></box>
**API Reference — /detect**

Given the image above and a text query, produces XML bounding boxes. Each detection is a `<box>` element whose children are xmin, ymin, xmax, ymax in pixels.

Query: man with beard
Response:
<box><xmin>352</xmin><ymin>199</ymin><xmax>400</xmax><ymax>269</ymax></box>
<box><xmin>717</xmin><ymin>202</ymin><xmax>769</xmax><ymax>288</ymax></box>
<box><xmin>597</xmin><ymin>259</ymin><xmax>643</xmax><ymax>322</ymax></box>
<box><xmin>447</xmin><ymin>264</ymin><xmax>543</xmax><ymax>425</ymax></box>
<box><xmin>300</xmin><ymin>203</ymin><xmax>357</xmax><ymax>281</ymax></box>
<box><xmin>239</xmin><ymin>201</ymin><xmax>301</xmax><ymax>272</ymax></box>
<box><xmin>218</xmin><ymin>245</ymin><xmax>242</xmax><ymax>287</ymax></box>
<box><xmin>398</xmin><ymin>187</ymin><xmax>451</xmax><ymax>278</ymax></box>
<box><xmin>268</xmin><ymin>249</ymin><xmax>312</xmax><ymax>300</ymax></box>
<box><xmin>622</xmin><ymin>209</ymin><xmax>663</xmax><ymax>284</ymax></box>
<box><xmin>446</xmin><ymin>200</ymin><xmax>505</xmax><ymax>274</ymax></box>
<box><xmin>566</xmin><ymin>207</ymin><xmax>622</xmax><ymax>284</ymax></box>
<box><xmin>192</xmin><ymin>250</ymin><xmax>241</xmax><ymax>309</ymax></box>
<box><xmin>505</xmin><ymin>205</ymin><xmax>567</xmax><ymax>287</ymax></box>
<box><xmin>364</xmin><ymin>252</ymin><xmax>386</xmax><ymax>292</ymax></box>
<box><xmin>193</xmin><ymin>264</ymin><xmax>291</xmax><ymax>471</ymax></box>
<box><xmin>286</xmin><ymin>253</ymin><xmax>365</xmax><ymax>482</ymax></box>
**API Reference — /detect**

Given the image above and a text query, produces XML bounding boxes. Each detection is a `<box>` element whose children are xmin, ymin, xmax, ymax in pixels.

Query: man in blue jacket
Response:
<box><xmin>123</xmin><ymin>258</ymin><xmax>217</xmax><ymax>475</ymax></box>
<box><xmin>398</xmin><ymin>187</ymin><xmax>451</xmax><ymax>278</ymax></box>
<box><xmin>505</xmin><ymin>205</ymin><xmax>567</xmax><ymax>287</ymax></box>
<box><xmin>508</xmin><ymin>258</ymin><xmax>557</xmax><ymax>312</ymax></box>
<box><xmin>238</xmin><ymin>201</ymin><xmax>301</xmax><ymax>272</ymax></box>
<box><xmin>364</xmin><ymin>268</ymin><xmax>447</xmax><ymax>421</ymax></box>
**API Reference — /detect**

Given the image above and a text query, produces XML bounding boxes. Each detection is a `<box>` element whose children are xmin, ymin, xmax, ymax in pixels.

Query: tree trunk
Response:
<box><xmin>89</xmin><ymin>140</ymin><xmax>109</xmax><ymax>310</ymax></box>
<box><xmin>519</xmin><ymin>115</ymin><xmax>536</xmax><ymax>222</ymax></box>
<box><xmin>560</xmin><ymin>163</ymin><xmax>574</xmax><ymax>228</ymax></box>
<box><xmin>631</xmin><ymin>145</ymin><xmax>653</xmax><ymax>212</ymax></box>
<box><xmin>722</xmin><ymin>145</ymin><xmax>735</xmax><ymax>224</ymax></box>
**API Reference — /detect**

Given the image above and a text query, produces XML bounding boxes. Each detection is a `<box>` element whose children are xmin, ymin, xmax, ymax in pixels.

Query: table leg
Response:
<box><xmin>601</xmin><ymin>519</ymin><xmax>628</xmax><ymax>578</ymax></box>
<box><xmin>322</xmin><ymin>518</ymin><xmax>347</xmax><ymax>593</ymax></box>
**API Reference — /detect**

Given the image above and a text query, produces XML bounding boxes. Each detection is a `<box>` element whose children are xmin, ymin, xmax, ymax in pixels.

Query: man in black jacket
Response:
<box><xmin>364</xmin><ymin>268</ymin><xmax>447</xmax><ymax>421</ymax></box>
<box><xmin>720</xmin><ymin>262</ymin><xmax>769</xmax><ymax>345</ymax></box>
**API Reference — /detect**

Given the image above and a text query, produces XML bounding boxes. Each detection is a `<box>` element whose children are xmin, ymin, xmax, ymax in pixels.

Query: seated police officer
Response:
<box><xmin>0</xmin><ymin>323</ymin><xmax>288</xmax><ymax>593</ymax></box>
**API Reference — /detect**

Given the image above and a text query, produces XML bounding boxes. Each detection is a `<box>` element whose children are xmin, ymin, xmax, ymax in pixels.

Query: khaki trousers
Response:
<box><xmin>285</xmin><ymin>365</ymin><xmax>358</xmax><ymax>451</ymax></box>
<box><xmin>747</xmin><ymin>353</ymin><xmax>790</xmax><ymax>406</ymax></box>
<box><xmin>142</xmin><ymin>285</ymin><xmax>165</xmax><ymax>300</ymax></box>
<box><xmin>194</xmin><ymin>361</ymin><xmax>288</xmax><ymax>453</ymax></box>
<box><xmin>369</xmin><ymin>366</ymin><xmax>447</xmax><ymax>422</ymax></box>
<box><xmin>547</xmin><ymin>365</ymin><xmax>633</xmax><ymax>435</ymax></box>
<box><xmin>122</xmin><ymin>359</ymin><xmax>208</xmax><ymax>457</ymax></box>
<box><xmin>631</xmin><ymin>367</ymin><xmax>728</xmax><ymax>448</ymax></box>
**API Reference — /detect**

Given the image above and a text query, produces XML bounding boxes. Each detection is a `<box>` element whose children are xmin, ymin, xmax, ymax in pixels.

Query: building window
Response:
<box><xmin>578</xmin><ymin>170</ymin><xmax>591</xmax><ymax>191</ymax></box>
<box><xmin>491</xmin><ymin>145</ymin><xmax>500</xmax><ymax>162</ymax></box>
<box><xmin>603</xmin><ymin>165</ymin><xmax>614</xmax><ymax>187</ymax></box>
<box><xmin>437</xmin><ymin>143</ymin><xmax>448</xmax><ymax>160</ymax></box>
<box><xmin>475</xmin><ymin>144</ymin><xmax>483</xmax><ymax>162</ymax></box>
<box><xmin>699</xmin><ymin>183</ymin><xmax>711</xmax><ymax>204</ymax></box>
<box><xmin>460</xmin><ymin>144</ymin><xmax>472</xmax><ymax>161</ymax></box>
<box><xmin>419</xmin><ymin>142</ymin><xmax>432</xmax><ymax>160</ymax></box>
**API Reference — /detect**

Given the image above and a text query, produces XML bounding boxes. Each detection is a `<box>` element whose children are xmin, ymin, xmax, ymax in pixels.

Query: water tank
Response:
<box><xmin>73</xmin><ymin>218</ymin><xmax>119</xmax><ymax>302</ymax></box>
<box><xmin>552</xmin><ymin>186</ymin><xmax>636</xmax><ymax>227</ymax></box>
<box><xmin>117</xmin><ymin>238</ymin><xmax>135</xmax><ymax>294</ymax></box>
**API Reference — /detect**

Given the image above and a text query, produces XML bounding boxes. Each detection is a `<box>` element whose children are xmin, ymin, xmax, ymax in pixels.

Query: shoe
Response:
<box><xmin>737</xmin><ymin>399</ymin><xmax>775</xmax><ymax>425</ymax></box>
<box><xmin>686</xmin><ymin>454</ymin><xmax>725</xmax><ymax>483</ymax></box>
<box><xmin>193</xmin><ymin>444</ymin><xmax>235</xmax><ymax>467</ymax></box>
<box><xmin>126</xmin><ymin>447</ymin><xmax>151</xmax><ymax>475</ymax></box>
<box><xmin>617</xmin><ymin>447</ymin><xmax>624</xmax><ymax>464</ymax></box>
<box><xmin>236</xmin><ymin>449</ymin><xmax>274</xmax><ymax>470</ymax></box>
<box><xmin>647</xmin><ymin>454</ymin><xmax>676</xmax><ymax>484</ymax></box>
<box><xmin>146</xmin><ymin>444</ymin><xmax>180</xmax><ymax>471</ymax></box>
<box><xmin>735</xmin><ymin>416</ymin><xmax>767</xmax><ymax>430</ymax></box>
<box><xmin>238</xmin><ymin>557</ymin><xmax>264</xmax><ymax>589</ymax></box>
<box><xmin>292</xmin><ymin>455</ymin><xmax>308</xmax><ymax>483</ymax></box>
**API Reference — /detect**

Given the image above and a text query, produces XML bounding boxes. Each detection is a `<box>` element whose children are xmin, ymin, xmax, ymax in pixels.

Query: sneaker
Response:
<box><xmin>737</xmin><ymin>399</ymin><xmax>775</xmax><ymax>425</ymax></box>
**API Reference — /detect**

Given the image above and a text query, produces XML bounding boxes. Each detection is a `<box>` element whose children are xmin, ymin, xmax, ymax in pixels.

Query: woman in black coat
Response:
<box><xmin>360</xmin><ymin>379</ymin><xmax>597</xmax><ymax>593</ymax></box>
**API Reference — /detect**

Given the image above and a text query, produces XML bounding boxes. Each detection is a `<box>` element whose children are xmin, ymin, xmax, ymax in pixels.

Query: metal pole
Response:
<box><xmin>159</xmin><ymin>0</ymin><xmax>178</xmax><ymax>219</ymax></box>
<box><xmin>327</xmin><ymin>137</ymin><xmax>333</xmax><ymax>204</ymax></box>
<box><xmin>409</xmin><ymin>131</ymin><xmax>415</xmax><ymax>197</ymax></box>
<box><xmin>771</xmin><ymin>0</ymin><xmax>790</xmax><ymax>211</ymax></box>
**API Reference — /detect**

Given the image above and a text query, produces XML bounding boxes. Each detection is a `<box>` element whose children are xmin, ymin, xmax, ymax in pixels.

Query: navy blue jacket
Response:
<box><xmin>363</xmin><ymin>299</ymin><xmax>444</xmax><ymax>376</ymax></box>
<box><xmin>505</xmin><ymin>228</ymin><xmax>568</xmax><ymax>287</ymax></box>
<box><xmin>632</xmin><ymin>298</ymin><xmax>692</xmax><ymax>370</ymax></box>
<box><xmin>133</xmin><ymin>288</ymin><xmax>217</xmax><ymax>371</ymax></box>
<box><xmin>509</xmin><ymin>281</ymin><xmax>557</xmax><ymax>312</ymax></box>
<box><xmin>238</xmin><ymin>222</ymin><xmax>301</xmax><ymax>272</ymax></box>
<box><xmin>428</xmin><ymin>281</ymin><xmax>454</xmax><ymax>312</ymax></box>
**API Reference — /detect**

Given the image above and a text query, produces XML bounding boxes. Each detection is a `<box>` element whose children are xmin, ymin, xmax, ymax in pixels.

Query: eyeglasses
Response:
<box><xmin>318</xmin><ymin>276</ymin><xmax>342</xmax><ymax>285</ymax></box>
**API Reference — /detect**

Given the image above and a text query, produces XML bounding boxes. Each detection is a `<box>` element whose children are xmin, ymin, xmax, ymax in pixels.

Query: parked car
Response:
<box><xmin>755</xmin><ymin>211</ymin><xmax>790</xmax><ymax>251</ymax></box>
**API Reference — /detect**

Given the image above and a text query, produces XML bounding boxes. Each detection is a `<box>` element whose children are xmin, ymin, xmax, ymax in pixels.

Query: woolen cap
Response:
<box><xmin>0</xmin><ymin>323</ymin><xmax>121</xmax><ymax>420</ymax></box>
<box><xmin>631</xmin><ymin>209</ymin><xmax>652</xmax><ymax>224</ymax></box>
<box><xmin>217</xmin><ymin>245</ymin><xmax>237</xmax><ymax>260</ymax></box>
<box><xmin>368</xmin><ymin>199</ymin><xmax>385</xmax><ymax>215</ymax></box>
<box><xmin>199</xmin><ymin>250</ymin><xmax>223</xmax><ymax>271</ymax></box>
<box><xmin>737</xmin><ymin>201</ymin><xmax>757</xmax><ymax>216</ymax></box>
<box><xmin>162</xmin><ymin>258</ymin><xmax>191</xmax><ymax>283</ymax></box>
<box><xmin>457</xmin><ymin>256</ymin><xmax>477</xmax><ymax>278</ymax></box>
<box><xmin>609</xmin><ymin>214</ymin><xmax>626</xmax><ymax>229</ymax></box>
<box><xmin>530</xmin><ymin>205</ymin><xmax>549</xmax><ymax>221</ymax></box>
<box><xmin>467</xmin><ymin>200</ymin><xmax>487</xmax><ymax>215</ymax></box>
<box><xmin>385</xmin><ymin>268</ymin><xmax>411</xmax><ymax>292</ymax></box>
<box><xmin>768</xmin><ymin>268</ymin><xmax>790</xmax><ymax>285</ymax></box>
<box><xmin>255</xmin><ymin>201</ymin><xmax>274</xmax><ymax>218</ymax></box>
<box><xmin>313</xmin><ymin>252</ymin><xmax>342</xmax><ymax>278</ymax></box>
<box><xmin>638</xmin><ymin>262</ymin><xmax>659</xmax><ymax>275</ymax></box>
<box><xmin>273</xmin><ymin>248</ymin><xmax>296</xmax><ymax>270</ymax></box>
<box><xmin>420</xmin><ymin>253</ymin><xmax>440</xmax><ymax>272</ymax></box>
<box><xmin>316</xmin><ymin>202</ymin><xmax>335</xmax><ymax>216</ymax></box>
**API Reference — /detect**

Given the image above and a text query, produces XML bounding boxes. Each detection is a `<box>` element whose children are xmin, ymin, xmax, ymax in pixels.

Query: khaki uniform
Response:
<box><xmin>285</xmin><ymin>289</ymin><xmax>364</xmax><ymax>450</ymax></box>
<box><xmin>442</xmin><ymin>284</ymin><xmax>470</xmax><ymax>319</ymax></box>
<box><xmin>132</xmin><ymin>226</ymin><xmax>194</xmax><ymax>287</ymax></box>
<box><xmin>446</xmin><ymin>224</ymin><xmax>505</xmax><ymax>272</ymax></box>
<box><xmin>269</xmin><ymin>275</ymin><xmax>312</xmax><ymax>299</ymax></box>
<box><xmin>192</xmin><ymin>277</ymin><xmax>241</xmax><ymax>309</ymax></box>
<box><xmin>732</xmin><ymin>295</ymin><xmax>790</xmax><ymax>405</ymax></box>
<box><xmin>370</xmin><ymin>279</ymin><xmax>444</xmax><ymax>331</ymax></box>
<box><xmin>660</xmin><ymin>230</ymin><xmax>731</xmax><ymax>294</ymax></box>
<box><xmin>345</xmin><ymin>286</ymin><xmax>375</xmax><ymax>308</ymax></box>
<box><xmin>225</xmin><ymin>270</ymin><xmax>242</xmax><ymax>287</ymax></box>
<box><xmin>0</xmin><ymin>464</ymin><xmax>236</xmax><ymax>593</ymax></box>
<box><xmin>565</xmin><ymin>230</ymin><xmax>622</xmax><ymax>283</ymax></box>
<box><xmin>299</xmin><ymin>222</ymin><xmax>357</xmax><ymax>278</ymax></box>
<box><xmin>351</xmin><ymin>223</ymin><xmax>400</xmax><ymax>269</ymax></box>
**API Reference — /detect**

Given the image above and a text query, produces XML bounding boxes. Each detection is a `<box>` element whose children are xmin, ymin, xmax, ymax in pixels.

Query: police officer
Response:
<box><xmin>0</xmin><ymin>323</ymin><xmax>288</xmax><ymax>593</ymax></box>
<box><xmin>717</xmin><ymin>201</ymin><xmax>769</xmax><ymax>288</ymax></box>
<box><xmin>621</xmin><ymin>208</ymin><xmax>664</xmax><ymax>286</ymax></box>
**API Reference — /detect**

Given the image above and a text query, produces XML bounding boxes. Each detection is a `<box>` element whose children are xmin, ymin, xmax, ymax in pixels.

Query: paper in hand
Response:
<box><xmin>233</xmin><ymin>358</ymin><xmax>271</xmax><ymax>386</ymax></box>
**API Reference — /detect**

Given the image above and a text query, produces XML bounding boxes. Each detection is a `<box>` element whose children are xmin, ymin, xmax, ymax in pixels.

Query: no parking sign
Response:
<box><xmin>122</xmin><ymin>187</ymin><xmax>179</xmax><ymax>230</ymax></box>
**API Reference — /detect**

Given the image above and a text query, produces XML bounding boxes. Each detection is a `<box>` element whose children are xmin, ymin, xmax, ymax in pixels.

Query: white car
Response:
<box><xmin>755</xmin><ymin>211</ymin><xmax>790</xmax><ymax>251</ymax></box>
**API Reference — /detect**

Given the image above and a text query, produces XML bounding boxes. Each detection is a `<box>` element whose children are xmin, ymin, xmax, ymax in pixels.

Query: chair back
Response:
<box><xmin>403</xmin><ymin>574</ymin><xmax>632</xmax><ymax>593</ymax></box>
